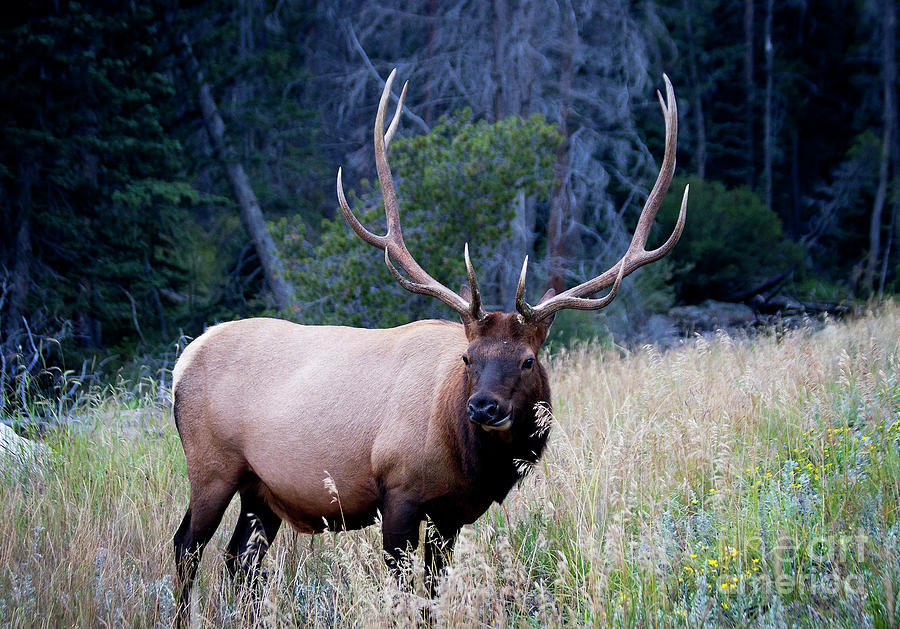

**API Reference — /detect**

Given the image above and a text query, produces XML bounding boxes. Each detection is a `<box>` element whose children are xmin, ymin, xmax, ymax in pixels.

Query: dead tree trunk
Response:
<box><xmin>3</xmin><ymin>160</ymin><xmax>36</xmax><ymax>349</ymax></box>
<box><xmin>888</xmin><ymin>79</ymin><xmax>900</xmax><ymax>295</ymax></box>
<box><xmin>546</xmin><ymin>0</ymin><xmax>577</xmax><ymax>295</ymax></box>
<box><xmin>868</xmin><ymin>0</ymin><xmax>896</xmax><ymax>295</ymax></box>
<box><xmin>763</xmin><ymin>0</ymin><xmax>774</xmax><ymax>212</ymax></box>
<box><xmin>744</xmin><ymin>0</ymin><xmax>755</xmax><ymax>188</ymax></box>
<box><xmin>490</xmin><ymin>0</ymin><xmax>509</xmax><ymax>122</ymax></box>
<box><xmin>5</xmin><ymin>212</ymin><xmax>31</xmax><ymax>348</ymax></box>
<box><xmin>181</xmin><ymin>35</ymin><xmax>296</xmax><ymax>311</ymax></box>
<box><xmin>423</xmin><ymin>0</ymin><xmax>438</xmax><ymax>126</ymax></box>
<box><xmin>683</xmin><ymin>0</ymin><xmax>707</xmax><ymax>179</ymax></box>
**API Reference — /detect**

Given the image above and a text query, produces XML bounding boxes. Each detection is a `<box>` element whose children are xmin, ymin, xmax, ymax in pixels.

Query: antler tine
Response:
<box><xmin>337</xmin><ymin>167</ymin><xmax>387</xmax><ymax>248</ymax></box>
<box><xmin>628</xmin><ymin>74</ymin><xmax>678</xmax><ymax>250</ymax></box>
<box><xmin>374</xmin><ymin>68</ymin><xmax>403</xmax><ymax>240</ymax></box>
<box><xmin>644</xmin><ymin>183</ymin><xmax>688</xmax><ymax>264</ymax></box>
<box><xmin>384</xmin><ymin>80</ymin><xmax>407</xmax><ymax>150</ymax></box>
<box><xmin>464</xmin><ymin>243</ymin><xmax>484</xmax><ymax>319</ymax></box>
<box><xmin>519</xmin><ymin>74</ymin><xmax>688</xmax><ymax>324</ymax></box>
<box><xmin>590</xmin><ymin>259</ymin><xmax>627</xmax><ymax>310</ymax></box>
<box><xmin>515</xmin><ymin>256</ymin><xmax>534</xmax><ymax>321</ymax></box>
<box><xmin>383</xmin><ymin>248</ymin><xmax>462</xmax><ymax>304</ymax></box>
<box><xmin>337</xmin><ymin>69</ymin><xmax>482</xmax><ymax>323</ymax></box>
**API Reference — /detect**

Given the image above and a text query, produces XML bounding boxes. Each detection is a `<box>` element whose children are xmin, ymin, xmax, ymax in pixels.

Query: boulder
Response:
<box><xmin>0</xmin><ymin>422</ymin><xmax>46</xmax><ymax>469</ymax></box>
<box><xmin>668</xmin><ymin>300</ymin><xmax>756</xmax><ymax>332</ymax></box>
<box><xmin>643</xmin><ymin>313</ymin><xmax>682</xmax><ymax>346</ymax></box>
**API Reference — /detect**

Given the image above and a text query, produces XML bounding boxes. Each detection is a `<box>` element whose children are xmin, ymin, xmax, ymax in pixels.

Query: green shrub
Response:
<box><xmin>657</xmin><ymin>176</ymin><xmax>802</xmax><ymax>302</ymax></box>
<box><xmin>276</xmin><ymin>112</ymin><xmax>560</xmax><ymax>327</ymax></box>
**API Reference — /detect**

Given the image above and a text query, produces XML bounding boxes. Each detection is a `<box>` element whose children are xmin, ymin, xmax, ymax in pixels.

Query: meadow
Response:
<box><xmin>1</xmin><ymin>304</ymin><xmax>898</xmax><ymax>627</ymax></box>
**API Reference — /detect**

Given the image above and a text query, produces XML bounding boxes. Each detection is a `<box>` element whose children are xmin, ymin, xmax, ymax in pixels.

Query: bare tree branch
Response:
<box><xmin>344</xmin><ymin>22</ymin><xmax>430</xmax><ymax>134</ymax></box>
<box><xmin>119</xmin><ymin>287</ymin><xmax>147</xmax><ymax>346</ymax></box>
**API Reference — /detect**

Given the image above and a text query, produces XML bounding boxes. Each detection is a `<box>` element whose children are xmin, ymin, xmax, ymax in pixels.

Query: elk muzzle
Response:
<box><xmin>467</xmin><ymin>394</ymin><xmax>512</xmax><ymax>431</ymax></box>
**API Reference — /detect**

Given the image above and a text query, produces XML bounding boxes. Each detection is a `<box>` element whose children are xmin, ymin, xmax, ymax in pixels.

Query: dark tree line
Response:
<box><xmin>1</xmin><ymin>2</ymin><xmax>197</xmax><ymax>391</ymax></box>
<box><xmin>0</xmin><ymin>0</ymin><xmax>897</xmax><ymax>403</ymax></box>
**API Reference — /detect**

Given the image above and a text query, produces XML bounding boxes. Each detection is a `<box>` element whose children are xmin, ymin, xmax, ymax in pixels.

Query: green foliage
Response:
<box><xmin>545</xmin><ymin>310</ymin><xmax>612</xmax><ymax>350</ymax></box>
<box><xmin>277</xmin><ymin>112</ymin><xmax>561</xmax><ymax>327</ymax></box>
<box><xmin>0</xmin><ymin>2</ymin><xmax>197</xmax><ymax>357</ymax></box>
<box><xmin>657</xmin><ymin>176</ymin><xmax>803</xmax><ymax>302</ymax></box>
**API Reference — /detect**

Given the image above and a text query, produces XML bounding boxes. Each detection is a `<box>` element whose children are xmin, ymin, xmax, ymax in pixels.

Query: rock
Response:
<box><xmin>643</xmin><ymin>313</ymin><xmax>681</xmax><ymax>346</ymax></box>
<box><xmin>668</xmin><ymin>300</ymin><xmax>756</xmax><ymax>332</ymax></box>
<box><xmin>0</xmin><ymin>422</ymin><xmax>46</xmax><ymax>469</ymax></box>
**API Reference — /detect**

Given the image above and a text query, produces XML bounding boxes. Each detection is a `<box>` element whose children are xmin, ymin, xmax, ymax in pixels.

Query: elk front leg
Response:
<box><xmin>424</xmin><ymin>518</ymin><xmax>459</xmax><ymax>598</ymax></box>
<box><xmin>380</xmin><ymin>493</ymin><xmax>421</xmax><ymax>589</ymax></box>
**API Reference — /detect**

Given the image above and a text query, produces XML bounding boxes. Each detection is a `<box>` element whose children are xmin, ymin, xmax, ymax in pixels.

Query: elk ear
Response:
<box><xmin>533</xmin><ymin>288</ymin><xmax>556</xmax><ymax>338</ymax></box>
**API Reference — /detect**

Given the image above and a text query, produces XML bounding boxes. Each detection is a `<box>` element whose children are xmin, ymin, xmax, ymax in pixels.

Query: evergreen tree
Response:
<box><xmin>0</xmin><ymin>2</ymin><xmax>196</xmax><ymax>361</ymax></box>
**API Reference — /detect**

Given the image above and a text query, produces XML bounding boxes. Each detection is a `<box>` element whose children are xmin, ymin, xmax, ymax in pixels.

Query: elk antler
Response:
<box><xmin>337</xmin><ymin>69</ymin><xmax>485</xmax><ymax>323</ymax></box>
<box><xmin>516</xmin><ymin>74</ymin><xmax>689</xmax><ymax>324</ymax></box>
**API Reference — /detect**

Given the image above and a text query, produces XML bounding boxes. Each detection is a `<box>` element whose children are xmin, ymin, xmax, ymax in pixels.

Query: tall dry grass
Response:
<box><xmin>1</xmin><ymin>304</ymin><xmax>898</xmax><ymax>627</ymax></box>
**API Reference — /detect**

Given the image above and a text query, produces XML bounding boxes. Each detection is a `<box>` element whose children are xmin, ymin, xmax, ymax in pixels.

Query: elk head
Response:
<box><xmin>337</xmin><ymin>69</ymin><xmax>688</xmax><ymax>432</ymax></box>
<box><xmin>457</xmin><ymin>310</ymin><xmax>552</xmax><ymax>431</ymax></box>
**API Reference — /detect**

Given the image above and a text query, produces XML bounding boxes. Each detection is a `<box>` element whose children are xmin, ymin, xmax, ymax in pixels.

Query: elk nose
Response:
<box><xmin>467</xmin><ymin>396</ymin><xmax>499</xmax><ymax>423</ymax></box>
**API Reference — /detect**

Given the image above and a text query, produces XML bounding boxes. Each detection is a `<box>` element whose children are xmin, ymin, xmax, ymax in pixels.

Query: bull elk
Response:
<box><xmin>172</xmin><ymin>69</ymin><xmax>688</xmax><ymax>624</ymax></box>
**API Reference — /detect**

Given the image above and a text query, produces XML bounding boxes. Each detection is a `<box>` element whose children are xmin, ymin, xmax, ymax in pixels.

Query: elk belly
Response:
<box><xmin>241</xmin><ymin>419</ymin><xmax>382</xmax><ymax>533</ymax></box>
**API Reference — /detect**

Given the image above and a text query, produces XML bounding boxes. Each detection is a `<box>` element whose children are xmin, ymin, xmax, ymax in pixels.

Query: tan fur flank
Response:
<box><xmin>173</xmin><ymin>317</ymin><xmax>468</xmax><ymax>533</ymax></box>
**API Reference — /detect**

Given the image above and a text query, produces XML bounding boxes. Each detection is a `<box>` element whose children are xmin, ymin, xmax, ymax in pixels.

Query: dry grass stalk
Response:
<box><xmin>1</xmin><ymin>303</ymin><xmax>898</xmax><ymax>626</ymax></box>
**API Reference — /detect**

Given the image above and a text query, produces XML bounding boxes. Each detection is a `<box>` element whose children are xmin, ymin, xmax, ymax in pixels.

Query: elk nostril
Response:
<box><xmin>468</xmin><ymin>397</ymin><xmax>499</xmax><ymax>421</ymax></box>
<box><xmin>468</xmin><ymin>397</ymin><xmax>501</xmax><ymax>422</ymax></box>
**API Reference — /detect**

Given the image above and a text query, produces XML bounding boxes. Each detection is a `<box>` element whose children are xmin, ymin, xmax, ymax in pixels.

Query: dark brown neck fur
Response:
<box><xmin>456</xmin><ymin>365</ymin><xmax>551</xmax><ymax>503</ymax></box>
<box><xmin>436</xmin><ymin>312</ymin><xmax>553</xmax><ymax>510</ymax></box>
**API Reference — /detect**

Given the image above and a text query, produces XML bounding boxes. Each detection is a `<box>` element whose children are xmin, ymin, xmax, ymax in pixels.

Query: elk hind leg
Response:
<box><xmin>223</xmin><ymin>488</ymin><xmax>282</xmax><ymax>623</ymax></box>
<box><xmin>224</xmin><ymin>488</ymin><xmax>282</xmax><ymax>582</ymax></box>
<box><xmin>173</xmin><ymin>477</ymin><xmax>237</xmax><ymax>627</ymax></box>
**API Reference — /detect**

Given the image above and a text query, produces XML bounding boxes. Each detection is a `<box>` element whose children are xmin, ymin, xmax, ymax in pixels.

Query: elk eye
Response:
<box><xmin>462</xmin><ymin>354</ymin><xmax>470</xmax><ymax>366</ymax></box>
<box><xmin>522</xmin><ymin>357</ymin><xmax>534</xmax><ymax>370</ymax></box>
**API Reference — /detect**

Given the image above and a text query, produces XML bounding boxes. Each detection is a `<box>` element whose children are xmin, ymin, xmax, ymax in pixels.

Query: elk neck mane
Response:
<box><xmin>433</xmin><ymin>314</ymin><xmax>553</xmax><ymax>506</ymax></box>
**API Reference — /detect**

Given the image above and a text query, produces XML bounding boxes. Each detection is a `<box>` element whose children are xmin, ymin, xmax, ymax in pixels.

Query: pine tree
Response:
<box><xmin>0</xmin><ymin>2</ymin><xmax>196</xmax><ymax>361</ymax></box>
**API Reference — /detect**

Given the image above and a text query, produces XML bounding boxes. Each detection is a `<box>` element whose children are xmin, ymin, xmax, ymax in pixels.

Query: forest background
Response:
<box><xmin>1</xmin><ymin>0</ymin><xmax>898</xmax><ymax>407</ymax></box>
